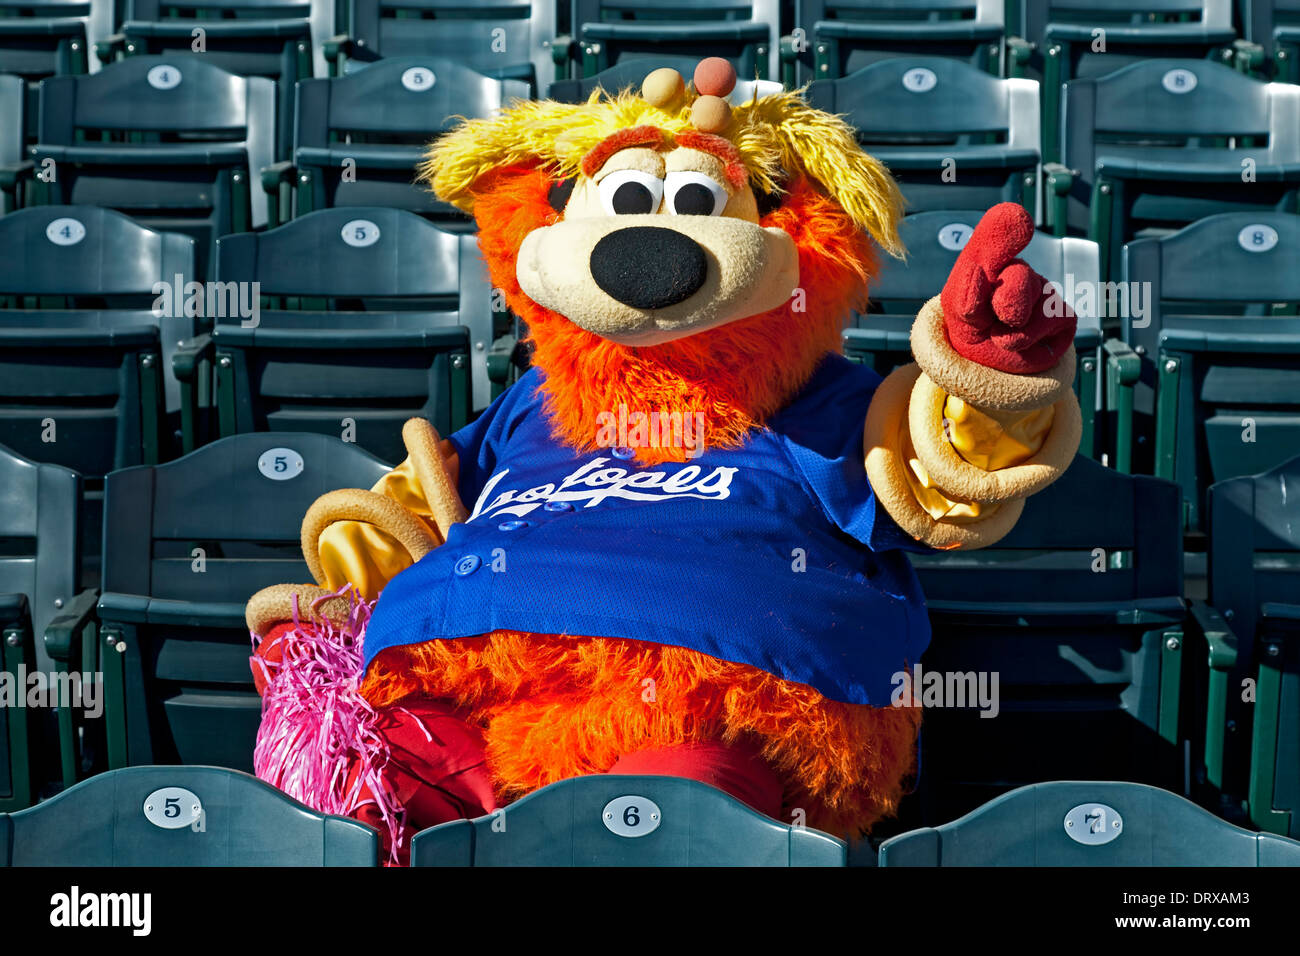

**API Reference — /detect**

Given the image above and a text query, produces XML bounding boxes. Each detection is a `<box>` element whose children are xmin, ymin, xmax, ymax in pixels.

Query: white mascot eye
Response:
<box><xmin>598</xmin><ymin>170</ymin><xmax>664</xmax><ymax>215</ymax></box>
<box><xmin>664</xmin><ymin>171</ymin><xmax>728</xmax><ymax>216</ymax></box>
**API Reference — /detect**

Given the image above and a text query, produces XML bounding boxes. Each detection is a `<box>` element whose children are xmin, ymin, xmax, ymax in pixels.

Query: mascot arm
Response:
<box><xmin>864</xmin><ymin>203</ymin><xmax>1081</xmax><ymax>551</ymax></box>
<box><xmin>244</xmin><ymin>418</ymin><xmax>467</xmax><ymax>644</ymax></box>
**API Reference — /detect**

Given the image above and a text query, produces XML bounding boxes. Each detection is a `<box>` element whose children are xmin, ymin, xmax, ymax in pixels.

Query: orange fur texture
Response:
<box><xmin>360</xmin><ymin>634</ymin><xmax>921</xmax><ymax>837</ymax></box>
<box><xmin>354</xmin><ymin>165</ymin><xmax>922</xmax><ymax>838</ymax></box>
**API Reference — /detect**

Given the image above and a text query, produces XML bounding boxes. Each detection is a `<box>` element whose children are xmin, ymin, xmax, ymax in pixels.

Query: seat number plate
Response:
<box><xmin>144</xmin><ymin>787</ymin><xmax>203</xmax><ymax>830</ymax></box>
<box><xmin>602</xmin><ymin>795</ymin><xmax>662</xmax><ymax>838</ymax></box>
<box><xmin>1064</xmin><ymin>802</ymin><xmax>1123</xmax><ymax>846</ymax></box>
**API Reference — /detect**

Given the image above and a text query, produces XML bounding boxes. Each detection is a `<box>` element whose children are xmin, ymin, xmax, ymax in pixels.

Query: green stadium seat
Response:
<box><xmin>567</xmin><ymin>0</ymin><xmax>780</xmax><ymax>82</ymax></box>
<box><xmin>46</xmin><ymin>432</ymin><xmax>390</xmax><ymax>779</ymax></box>
<box><xmin>326</xmin><ymin>0</ymin><xmax>556</xmax><ymax>89</ymax></box>
<box><xmin>0</xmin><ymin>765</ymin><xmax>378</xmax><ymax>864</ymax></box>
<box><xmin>31</xmin><ymin>54</ymin><xmax>277</xmax><ymax>279</ymax></box>
<box><xmin>907</xmin><ymin>455</ymin><xmax>1228</xmax><ymax>826</ymax></box>
<box><xmin>1206</xmin><ymin>455</ymin><xmax>1300</xmax><ymax>838</ymax></box>
<box><xmin>0</xmin><ymin>444</ymin><xmax>80</xmax><ymax>810</ymax></box>
<box><xmin>547</xmin><ymin>53</ymin><xmax>781</xmax><ymax>101</ymax></box>
<box><xmin>1114</xmin><ymin>211</ymin><xmax>1300</xmax><ymax>528</ymax></box>
<box><xmin>96</xmin><ymin>0</ymin><xmax>334</xmax><ymax>160</ymax></box>
<box><xmin>879</xmin><ymin>780</ymin><xmax>1300</xmax><ymax>865</ymax></box>
<box><xmin>1008</xmin><ymin>1</ymin><xmax>1238</xmax><ymax>164</ymax></box>
<box><xmin>846</xmin><ymin>210</ymin><xmax>1103</xmax><ymax>458</ymax></box>
<box><xmin>174</xmin><ymin>207</ymin><xmax>484</xmax><ymax>460</ymax></box>
<box><xmin>266</xmin><ymin>55</ymin><xmax>528</xmax><ymax>230</ymax></box>
<box><xmin>411</xmin><ymin>775</ymin><xmax>846</xmax><ymax>866</ymax></box>
<box><xmin>0</xmin><ymin>205</ymin><xmax>197</xmax><ymax>479</ymax></box>
<box><xmin>783</xmin><ymin>0</ymin><xmax>1005</xmax><ymax>85</ymax></box>
<box><xmin>805</xmin><ymin>57</ymin><xmax>1040</xmax><ymax>217</ymax></box>
<box><xmin>1051</xmin><ymin>58</ymin><xmax>1300</xmax><ymax>282</ymax></box>
<box><xmin>0</xmin><ymin>0</ymin><xmax>112</xmax><ymax>141</ymax></box>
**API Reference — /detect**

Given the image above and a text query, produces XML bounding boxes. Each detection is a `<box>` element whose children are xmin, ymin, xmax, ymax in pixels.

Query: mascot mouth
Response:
<box><xmin>516</xmin><ymin>213</ymin><xmax>799</xmax><ymax>346</ymax></box>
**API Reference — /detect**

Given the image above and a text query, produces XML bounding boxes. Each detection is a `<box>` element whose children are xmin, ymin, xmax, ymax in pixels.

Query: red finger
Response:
<box><xmin>990</xmin><ymin>260</ymin><xmax>1045</xmax><ymax>329</ymax></box>
<box><xmin>958</xmin><ymin>202</ymin><xmax>1035</xmax><ymax>275</ymax></box>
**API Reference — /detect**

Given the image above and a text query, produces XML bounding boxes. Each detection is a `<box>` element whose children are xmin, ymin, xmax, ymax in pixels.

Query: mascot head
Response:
<box><xmin>422</xmin><ymin>58</ymin><xmax>904</xmax><ymax>463</ymax></box>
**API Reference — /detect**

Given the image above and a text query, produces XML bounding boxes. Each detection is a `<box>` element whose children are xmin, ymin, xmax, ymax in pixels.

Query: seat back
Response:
<box><xmin>411</xmin><ymin>775</ymin><xmax>846</xmax><ymax>866</ymax></box>
<box><xmin>1244</xmin><ymin>0</ymin><xmax>1300</xmax><ymax>63</ymax></box>
<box><xmin>909</xmin><ymin>456</ymin><xmax>1187</xmax><ymax>823</ymax></box>
<box><xmin>0</xmin><ymin>444</ymin><xmax>80</xmax><ymax>809</ymax></box>
<box><xmin>293</xmin><ymin>56</ymin><xmax>528</xmax><ymax>227</ymax></box>
<box><xmin>0</xmin><ymin>765</ymin><xmax>378</xmax><ymax>864</ymax></box>
<box><xmin>794</xmin><ymin>0</ymin><xmax>1004</xmax><ymax>80</ymax></box>
<box><xmin>1122</xmin><ymin>212</ymin><xmax>1300</xmax><ymax>526</ymax></box>
<box><xmin>98</xmin><ymin>432</ymin><xmax>390</xmax><ymax>768</ymax></box>
<box><xmin>345</xmin><ymin>0</ymin><xmax>555</xmax><ymax>91</ymax></box>
<box><xmin>879</xmin><ymin>780</ymin><xmax>1300</xmax><ymax>865</ymax></box>
<box><xmin>0</xmin><ymin>0</ymin><xmax>111</xmax><ymax>79</ymax></box>
<box><xmin>573</xmin><ymin>0</ymin><xmax>781</xmax><ymax>81</ymax></box>
<box><xmin>119</xmin><ymin>0</ymin><xmax>330</xmax><ymax>158</ymax></box>
<box><xmin>807</xmin><ymin>57</ymin><xmax>1039</xmax><ymax>215</ymax></box>
<box><xmin>1208</xmin><ymin>454</ymin><xmax>1300</xmax><ymax>836</ymax></box>
<box><xmin>213</xmin><ymin>207</ymin><xmax>487</xmax><ymax>451</ymax></box>
<box><xmin>0</xmin><ymin>205</ymin><xmax>197</xmax><ymax>476</ymax></box>
<box><xmin>1059</xmin><ymin>58</ymin><xmax>1300</xmax><ymax>237</ymax></box>
<box><xmin>34</xmin><ymin>54</ymin><xmax>277</xmax><ymax>273</ymax></box>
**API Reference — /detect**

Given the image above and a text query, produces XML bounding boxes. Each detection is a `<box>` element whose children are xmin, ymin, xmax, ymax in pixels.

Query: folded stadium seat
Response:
<box><xmin>31</xmin><ymin>54</ymin><xmax>276</xmax><ymax>279</ymax></box>
<box><xmin>905</xmin><ymin>455</ymin><xmax>1233</xmax><ymax>827</ymax></box>
<box><xmin>325</xmin><ymin>0</ymin><xmax>556</xmax><ymax>91</ymax></box>
<box><xmin>1205</xmin><ymin>455</ymin><xmax>1300</xmax><ymax>838</ymax></box>
<box><xmin>1108</xmin><ymin>212</ymin><xmax>1300</xmax><ymax>529</ymax></box>
<box><xmin>844</xmin><ymin>210</ymin><xmax>1103</xmax><ymax>459</ymax></box>
<box><xmin>805</xmin><ymin>56</ymin><xmax>1041</xmax><ymax>218</ymax></box>
<box><xmin>0</xmin><ymin>0</ymin><xmax>113</xmax><ymax>143</ymax></box>
<box><xmin>0</xmin><ymin>72</ymin><xmax>23</xmax><ymax>211</ymax></box>
<box><xmin>547</xmin><ymin>53</ymin><xmax>782</xmax><ymax>101</ymax></box>
<box><xmin>410</xmin><ymin>775</ymin><xmax>846</xmax><ymax>866</ymax></box>
<box><xmin>95</xmin><ymin>0</ymin><xmax>333</xmax><ymax>160</ymax></box>
<box><xmin>1007</xmin><ymin>0</ymin><xmax>1238</xmax><ymax>164</ymax></box>
<box><xmin>0</xmin><ymin>765</ymin><xmax>378</xmax><ymax>864</ymax></box>
<box><xmin>45</xmin><ymin>432</ymin><xmax>390</xmax><ymax>779</ymax></box>
<box><xmin>782</xmin><ymin>0</ymin><xmax>1005</xmax><ymax>86</ymax></box>
<box><xmin>0</xmin><ymin>206</ymin><xmax>198</xmax><ymax>585</ymax></box>
<box><xmin>878</xmin><ymin>780</ymin><xmax>1300</xmax><ymax>865</ymax></box>
<box><xmin>565</xmin><ymin>0</ymin><xmax>781</xmax><ymax>83</ymax></box>
<box><xmin>175</xmin><ymin>207</ymin><xmax>486</xmax><ymax>461</ymax></box>
<box><xmin>1050</xmin><ymin>58</ymin><xmax>1300</xmax><ymax>282</ymax></box>
<box><xmin>0</xmin><ymin>445</ymin><xmax>79</xmax><ymax>810</ymax></box>
<box><xmin>1237</xmin><ymin>0</ymin><xmax>1300</xmax><ymax>80</ymax></box>
<box><xmin>263</xmin><ymin>55</ymin><xmax>528</xmax><ymax>230</ymax></box>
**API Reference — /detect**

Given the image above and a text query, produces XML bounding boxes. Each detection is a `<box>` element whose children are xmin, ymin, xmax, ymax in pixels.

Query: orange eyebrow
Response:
<box><xmin>672</xmin><ymin>130</ymin><xmax>747</xmax><ymax>190</ymax></box>
<box><xmin>580</xmin><ymin>126</ymin><xmax>668</xmax><ymax>179</ymax></box>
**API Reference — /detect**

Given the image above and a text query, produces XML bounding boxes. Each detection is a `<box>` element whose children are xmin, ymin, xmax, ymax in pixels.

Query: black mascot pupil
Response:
<box><xmin>612</xmin><ymin>180</ymin><xmax>656</xmax><ymax>214</ymax></box>
<box><xmin>672</xmin><ymin>182</ymin><xmax>715</xmax><ymax>215</ymax></box>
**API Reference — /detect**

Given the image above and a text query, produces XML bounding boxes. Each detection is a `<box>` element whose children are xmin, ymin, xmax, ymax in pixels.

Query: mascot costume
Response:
<box><xmin>245</xmin><ymin>58</ymin><xmax>1081</xmax><ymax>863</ymax></box>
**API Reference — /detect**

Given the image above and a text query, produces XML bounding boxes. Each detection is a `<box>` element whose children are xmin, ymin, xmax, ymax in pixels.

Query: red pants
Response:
<box><xmin>255</xmin><ymin>625</ymin><xmax>785</xmax><ymax>864</ymax></box>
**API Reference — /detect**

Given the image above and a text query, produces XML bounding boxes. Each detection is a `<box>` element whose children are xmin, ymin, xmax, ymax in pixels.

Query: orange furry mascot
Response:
<box><xmin>246</xmin><ymin>59</ymin><xmax>1081</xmax><ymax>863</ymax></box>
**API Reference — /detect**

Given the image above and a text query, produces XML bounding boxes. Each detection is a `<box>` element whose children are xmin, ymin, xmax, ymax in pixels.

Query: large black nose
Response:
<box><xmin>590</xmin><ymin>226</ymin><xmax>708</xmax><ymax>310</ymax></box>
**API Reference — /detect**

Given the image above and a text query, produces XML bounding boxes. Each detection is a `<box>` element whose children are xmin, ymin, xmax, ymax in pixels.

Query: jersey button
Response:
<box><xmin>543</xmin><ymin>501</ymin><xmax>574</xmax><ymax>513</ymax></box>
<box><xmin>453</xmin><ymin>554</ymin><xmax>481</xmax><ymax>576</ymax></box>
<box><xmin>611</xmin><ymin>446</ymin><xmax>636</xmax><ymax>460</ymax></box>
<box><xmin>497</xmin><ymin>519</ymin><xmax>529</xmax><ymax>532</ymax></box>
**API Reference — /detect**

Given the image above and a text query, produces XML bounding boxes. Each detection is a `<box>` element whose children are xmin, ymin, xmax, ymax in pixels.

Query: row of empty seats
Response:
<box><xmin>4</xmin><ymin>767</ymin><xmax>1300</xmax><ymax>865</ymax></box>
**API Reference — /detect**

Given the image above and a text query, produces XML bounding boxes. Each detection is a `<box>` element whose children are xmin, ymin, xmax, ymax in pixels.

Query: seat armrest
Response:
<box><xmin>1102</xmin><ymin>336</ymin><xmax>1141</xmax><ymax>385</ymax></box>
<box><xmin>1233</xmin><ymin>38</ymin><xmax>1266</xmax><ymax>75</ymax></box>
<box><xmin>1043</xmin><ymin>162</ymin><xmax>1075</xmax><ymax>236</ymax></box>
<box><xmin>323</xmin><ymin>33</ymin><xmax>380</xmax><ymax>74</ymax></box>
<box><xmin>95</xmin><ymin>32</ymin><xmax>126</xmax><ymax>65</ymax></box>
<box><xmin>173</xmin><ymin>332</ymin><xmax>213</xmax><ymax>382</ymax></box>
<box><xmin>43</xmin><ymin>588</ymin><xmax>99</xmax><ymax>664</ymax></box>
<box><xmin>1005</xmin><ymin>35</ymin><xmax>1033</xmax><ymax>77</ymax></box>
<box><xmin>1190</xmin><ymin>602</ymin><xmax>1239</xmax><ymax>670</ymax></box>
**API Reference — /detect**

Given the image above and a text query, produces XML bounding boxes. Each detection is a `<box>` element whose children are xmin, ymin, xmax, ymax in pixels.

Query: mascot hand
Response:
<box><xmin>939</xmin><ymin>202</ymin><xmax>1077</xmax><ymax>375</ymax></box>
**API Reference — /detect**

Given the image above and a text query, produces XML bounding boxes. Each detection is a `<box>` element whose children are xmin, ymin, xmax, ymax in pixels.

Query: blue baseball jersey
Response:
<box><xmin>363</xmin><ymin>354</ymin><xmax>933</xmax><ymax>707</ymax></box>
